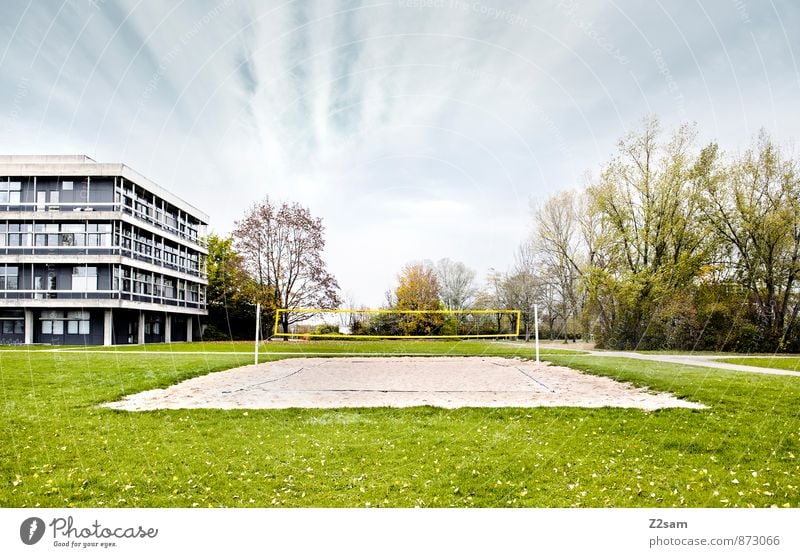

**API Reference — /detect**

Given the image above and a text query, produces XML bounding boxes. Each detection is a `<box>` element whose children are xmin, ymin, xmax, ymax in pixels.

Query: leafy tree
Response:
<box><xmin>204</xmin><ymin>234</ymin><xmax>265</xmax><ymax>340</ymax></box>
<box><xmin>206</xmin><ymin>235</ymin><xmax>238</xmax><ymax>303</ymax></box>
<box><xmin>585</xmin><ymin>117</ymin><xmax>712</xmax><ymax>348</ymax></box>
<box><xmin>517</xmin><ymin>118</ymin><xmax>800</xmax><ymax>352</ymax></box>
<box><xmin>233</xmin><ymin>198</ymin><xmax>341</xmax><ymax>336</ymax></box>
<box><xmin>394</xmin><ymin>262</ymin><xmax>444</xmax><ymax>335</ymax></box>
<box><xmin>697</xmin><ymin>132</ymin><xmax>800</xmax><ymax>349</ymax></box>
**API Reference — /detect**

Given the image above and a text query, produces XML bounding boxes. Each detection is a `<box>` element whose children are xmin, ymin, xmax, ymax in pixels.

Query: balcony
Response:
<box><xmin>0</xmin><ymin>288</ymin><xmax>206</xmax><ymax>310</ymax></box>
<box><xmin>0</xmin><ymin>201</ymin><xmax>207</xmax><ymax>247</ymax></box>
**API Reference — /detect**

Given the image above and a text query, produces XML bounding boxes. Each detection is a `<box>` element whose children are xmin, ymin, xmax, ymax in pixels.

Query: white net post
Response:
<box><xmin>534</xmin><ymin>304</ymin><xmax>540</xmax><ymax>364</ymax></box>
<box><xmin>254</xmin><ymin>303</ymin><xmax>260</xmax><ymax>365</ymax></box>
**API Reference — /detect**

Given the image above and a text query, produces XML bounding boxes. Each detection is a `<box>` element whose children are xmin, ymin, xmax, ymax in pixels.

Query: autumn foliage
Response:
<box><xmin>393</xmin><ymin>262</ymin><xmax>444</xmax><ymax>335</ymax></box>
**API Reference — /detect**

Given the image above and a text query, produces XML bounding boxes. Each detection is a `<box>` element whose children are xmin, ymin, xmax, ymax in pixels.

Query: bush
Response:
<box><xmin>312</xmin><ymin>324</ymin><xmax>340</xmax><ymax>335</ymax></box>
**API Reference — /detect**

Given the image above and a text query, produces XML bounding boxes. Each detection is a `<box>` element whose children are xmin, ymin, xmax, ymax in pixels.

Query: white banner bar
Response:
<box><xmin>2</xmin><ymin>508</ymin><xmax>799</xmax><ymax>556</ymax></box>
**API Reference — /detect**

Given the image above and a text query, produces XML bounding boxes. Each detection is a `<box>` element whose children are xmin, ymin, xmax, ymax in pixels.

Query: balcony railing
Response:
<box><xmin>0</xmin><ymin>289</ymin><xmax>205</xmax><ymax>309</ymax></box>
<box><xmin>0</xmin><ymin>201</ymin><xmax>207</xmax><ymax>247</ymax></box>
<box><xmin>0</xmin><ymin>245</ymin><xmax>207</xmax><ymax>280</ymax></box>
<box><xmin>0</xmin><ymin>202</ymin><xmax>115</xmax><ymax>212</ymax></box>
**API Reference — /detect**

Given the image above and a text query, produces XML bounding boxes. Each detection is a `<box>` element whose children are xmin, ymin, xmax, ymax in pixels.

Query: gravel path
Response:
<box><xmin>585</xmin><ymin>351</ymin><xmax>800</xmax><ymax>377</ymax></box>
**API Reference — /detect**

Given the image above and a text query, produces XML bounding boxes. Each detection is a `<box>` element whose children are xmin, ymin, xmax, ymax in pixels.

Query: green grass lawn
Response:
<box><xmin>1</xmin><ymin>341</ymin><xmax>798</xmax><ymax>508</ymax></box>
<box><xmin>0</xmin><ymin>344</ymin><xmax>66</xmax><ymax>350</ymax></box>
<box><xmin>634</xmin><ymin>350</ymin><xmax>733</xmax><ymax>356</ymax></box>
<box><xmin>57</xmin><ymin>338</ymin><xmax>583</xmax><ymax>356</ymax></box>
<box><xmin>717</xmin><ymin>357</ymin><xmax>800</xmax><ymax>372</ymax></box>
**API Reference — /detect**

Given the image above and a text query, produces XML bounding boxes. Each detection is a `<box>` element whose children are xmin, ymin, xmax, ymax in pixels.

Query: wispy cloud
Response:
<box><xmin>1</xmin><ymin>0</ymin><xmax>798</xmax><ymax>303</ymax></box>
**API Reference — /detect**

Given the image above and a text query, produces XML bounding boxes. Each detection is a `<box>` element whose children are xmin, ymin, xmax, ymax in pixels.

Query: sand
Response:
<box><xmin>103</xmin><ymin>356</ymin><xmax>705</xmax><ymax>411</ymax></box>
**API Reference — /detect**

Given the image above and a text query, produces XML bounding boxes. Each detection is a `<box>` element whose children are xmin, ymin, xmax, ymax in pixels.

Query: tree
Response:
<box><xmin>585</xmin><ymin>117</ymin><xmax>711</xmax><ymax>348</ymax></box>
<box><xmin>502</xmin><ymin>245</ymin><xmax>541</xmax><ymax>341</ymax></box>
<box><xmin>233</xmin><ymin>198</ymin><xmax>341</xmax><ymax>336</ymax></box>
<box><xmin>204</xmin><ymin>234</ymin><xmax>264</xmax><ymax>340</ymax></box>
<box><xmin>697</xmin><ymin>132</ymin><xmax>800</xmax><ymax>349</ymax></box>
<box><xmin>477</xmin><ymin>270</ymin><xmax>507</xmax><ymax>333</ymax></box>
<box><xmin>394</xmin><ymin>262</ymin><xmax>444</xmax><ymax>335</ymax></box>
<box><xmin>533</xmin><ymin>190</ymin><xmax>586</xmax><ymax>341</ymax></box>
<box><xmin>434</xmin><ymin>258</ymin><xmax>478</xmax><ymax>311</ymax></box>
<box><xmin>206</xmin><ymin>234</ymin><xmax>243</xmax><ymax>305</ymax></box>
<box><xmin>515</xmin><ymin>117</ymin><xmax>800</xmax><ymax>351</ymax></box>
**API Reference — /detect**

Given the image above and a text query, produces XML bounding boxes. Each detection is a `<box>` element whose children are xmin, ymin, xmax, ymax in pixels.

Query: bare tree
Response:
<box><xmin>233</xmin><ymin>198</ymin><xmax>341</xmax><ymax>336</ymax></box>
<box><xmin>434</xmin><ymin>258</ymin><xmax>478</xmax><ymax>311</ymax></box>
<box><xmin>533</xmin><ymin>190</ymin><xmax>585</xmax><ymax>341</ymax></box>
<box><xmin>503</xmin><ymin>245</ymin><xmax>541</xmax><ymax>341</ymax></box>
<box><xmin>434</xmin><ymin>257</ymin><xmax>478</xmax><ymax>331</ymax></box>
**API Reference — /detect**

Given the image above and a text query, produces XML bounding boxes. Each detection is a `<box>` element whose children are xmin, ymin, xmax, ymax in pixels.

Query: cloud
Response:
<box><xmin>1</xmin><ymin>0</ymin><xmax>799</xmax><ymax>304</ymax></box>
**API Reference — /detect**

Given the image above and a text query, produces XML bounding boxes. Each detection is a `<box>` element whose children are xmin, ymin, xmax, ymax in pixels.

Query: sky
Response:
<box><xmin>1</xmin><ymin>0</ymin><xmax>799</xmax><ymax>306</ymax></box>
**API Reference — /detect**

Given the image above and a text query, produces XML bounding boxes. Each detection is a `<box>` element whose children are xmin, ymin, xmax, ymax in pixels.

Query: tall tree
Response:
<box><xmin>517</xmin><ymin>118</ymin><xmax>800</xmax><ymax>351</ymax></box>
<box><xmin>204</xmin><ymin>234</ymin><xmax>263</xmax><ymax>339</ymax></box>
<box><xmin>533</xmin><ymin>190</ymin><xmax>586</xmax><ymax>341</ymax></box>
<box><xmin>206</xmin><ymin>234</ymin><xmax>244</xmax><ymax>306</ymax></box>
<box><xmin>233</xmin><ymin>198</ymin><xmax>341</xmax><ymax>336</ymax></box>
<box><xmin>697</xmin><ymin>132</ymin><xmax>800</xmax><ymax>347</ymax></box>
<box><xmin>585</xmin><ymin>117</ymin><xmax>711</xmax><ymax>348</ymax></box>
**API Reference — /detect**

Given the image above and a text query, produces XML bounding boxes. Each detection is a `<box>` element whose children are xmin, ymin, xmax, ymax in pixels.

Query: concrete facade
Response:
<box><xmin>0</xmin><ymin>155</ymin><xmax>208</xmax><ymax>345</ymax></box>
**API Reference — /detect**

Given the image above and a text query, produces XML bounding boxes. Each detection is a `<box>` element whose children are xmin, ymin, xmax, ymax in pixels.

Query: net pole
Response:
<box><xmin>534</xmin><ymin>304</ymin><xmax>540</xmax><ymax>364</ymax></box>
<box><xmin>254</xmin><ymin>303</ymin><xmax>260</xmax><ymax>365</ymax></box>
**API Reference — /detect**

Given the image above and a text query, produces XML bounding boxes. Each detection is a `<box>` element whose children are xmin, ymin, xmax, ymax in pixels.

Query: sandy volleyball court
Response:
<box><xmin>104</xmin><ymin>357</ymin><xmax>704</xmax><ymax>411</ymax></box>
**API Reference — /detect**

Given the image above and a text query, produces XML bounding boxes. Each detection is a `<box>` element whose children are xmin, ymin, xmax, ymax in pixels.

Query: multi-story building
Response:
<box><xmin>0</xmin><ymin>155</ymin><xmax>208</xmax><ymax>345</ymax></box>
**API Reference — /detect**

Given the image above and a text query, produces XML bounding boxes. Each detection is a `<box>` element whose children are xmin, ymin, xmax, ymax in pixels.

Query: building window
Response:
<box><xmin>121</xmin><ymin>267</ymin><xmax>131</xmax><ymax>292</ymax></box>
<box><xmin>72</xmin><ymin>267</ymin><xmax>98</xmax><ymax>291</ymax></box>
<box><xmin>88</xmin><ymin>223</ymin><xmax>111</xmax><ymax>246</ymax></box>
<box><xmin>163</xmin><ymin>278</ymin><xmax>174</xmax><ymax>298</ymax></box>
<box><xmin>8</xmin><ymin>223</ymin><xmax>30</xmax><ymax>246</ymax></box>
<box><xmin>2</xmin><ymin>320</ymin><xmax>23</xmax><ymax>334</ymax></box>
<box><xmin>62</xmin><ymin>180</ymin><xmax>73</xmax><ymax>191</ymax></box>
<box><xmin>0</xmin><ymin>180</ymin><xmax>21</xmax><ymax>204</ymax></box>
<box><xmin>41</xmin><ymin>310</ymin><xmax>66</xmax><ymax>335</ymax></box>
<box><xmin>34</xmin><ymin>223</ymin><xmax>59</xmax><ymax>246</ymax></box>
<box><xmin>145</xmin><ymin>316</ymin><xmax>161</xmax><ymax>336</ymax></box>
<box><xmin>26</xmin><ymin>223</ymin><xmax>112</xmax><ymax>248</ymax></box>
<box><xmin>0</xmin><ymin>266</ymin><xmax>18</xmax><ymax>290</ymax></box>
<box><xmin>41</xmin><ymin>311</ymin><xmax>89</xmax><ymax>336</ymax></box>
<box><xmin>66</xmin><ymin>311</ymin><xmax>90</xmax><ymax>335</ymax></box>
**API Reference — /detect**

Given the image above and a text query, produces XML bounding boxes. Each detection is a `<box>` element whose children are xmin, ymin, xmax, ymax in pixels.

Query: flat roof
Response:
<box><xmin>0</xmin><ymin>156</ymin><xmax>209</xmax><ymax>223</ymax></box>
<box><xmin>0</xmin><ymin>155</ymin><xmax>97</xmax><ymax>164</ymax></box>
